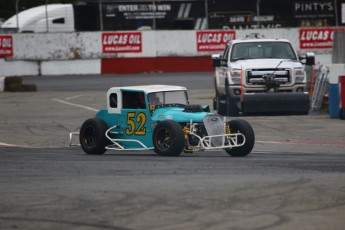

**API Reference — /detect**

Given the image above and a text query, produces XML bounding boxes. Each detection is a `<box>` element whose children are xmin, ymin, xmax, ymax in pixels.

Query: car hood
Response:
<box><xmin>151</xmin><ymin>106</ymin><xmax>210</xmax><ymax>123</ymax></box>
<box><xmin>231</xmin><ymin>59</ymin><xmax>303</xmax><ymax>69</ymax></box>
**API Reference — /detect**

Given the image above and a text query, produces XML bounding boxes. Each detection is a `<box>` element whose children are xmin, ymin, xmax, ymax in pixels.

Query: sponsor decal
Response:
<box><xmin>294</xmin><ymin>1</ymin><xmax>334</xmax><ymax>18</ymax></box>
<box><xmin>102</xmin><ymin>32</ymin><xmax>142</xmax><ymax>53</ymax></box>
<box><xmin>196</xmin><ymin>30</ymin><xmax>236</xmax><ymax>52</ymax></box>
<box><xmin>0</xmin><ymin>35</ymin><xmax>13</xmax><ymax>57</ymax></box>
<box><xmin>299</xmin><ymin>28</ymin><xmax>345</xmax><ymax>49</ymax></box>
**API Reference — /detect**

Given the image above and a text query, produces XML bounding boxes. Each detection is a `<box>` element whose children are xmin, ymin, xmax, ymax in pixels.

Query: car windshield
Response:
<box><xmin>148</xmin><ymin>90</ymin><xmax>188</xmax><ymax>105</ymax></box>
<box><xmin>230</xmin><ymin>41</ymin><xmax>297</xmax><ymax>61</ymax></box>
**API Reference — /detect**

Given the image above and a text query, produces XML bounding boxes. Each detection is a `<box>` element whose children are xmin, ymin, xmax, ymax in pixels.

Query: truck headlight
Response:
<box><xmin>295</xmin><ymin>68</ymin><xmax>305</xmax><ymax>76</ymax></box>
<box><xmin>231</xmin><ymin>69</ymin><xmax>241</xmax><ymax>77</ymax></box>
<box><xmin>231</xmin><ymin>77</ymin><xmax>241</xmax><ymax>84</ymax></box>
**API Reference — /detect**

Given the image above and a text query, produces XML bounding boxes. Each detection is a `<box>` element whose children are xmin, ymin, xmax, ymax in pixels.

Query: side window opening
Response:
<box><xmin>109</xmin><ymin>93</ymin><xmax>117</xmax><ymax>108</ymax></box>
<box><xmin>52</xmin><ymin>18</ymin><xmax>65</xmax><ymax>24</ymax></box>
<box><xmin>122</xmin><ymin>92</ymin><xmax>146</xmax><ymax>109</ymax></box>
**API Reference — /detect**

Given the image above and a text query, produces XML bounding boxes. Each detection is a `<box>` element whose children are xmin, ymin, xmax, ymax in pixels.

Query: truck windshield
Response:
<box><xmin>148</xmin><ymin>91</ymin><xmax>188</xmax><ymax>105</ymax></box>
<box><xmin>230</xmin><ymin>42</ymin><xmax>297</xmax><ymax>61</ymax></box>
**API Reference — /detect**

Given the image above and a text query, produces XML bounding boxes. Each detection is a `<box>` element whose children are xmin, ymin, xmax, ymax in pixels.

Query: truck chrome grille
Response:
<box><xmin>246</xmin><ymin>68</ymin><xmax>291</xmax><ymax>85</ymax></box>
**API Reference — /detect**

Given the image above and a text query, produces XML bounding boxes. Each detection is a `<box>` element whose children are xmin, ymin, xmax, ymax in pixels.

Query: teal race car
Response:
<box><xmin>71</xmin><ymin>85</ymin><xmax>255</xmax><ymax>157</ymax></box>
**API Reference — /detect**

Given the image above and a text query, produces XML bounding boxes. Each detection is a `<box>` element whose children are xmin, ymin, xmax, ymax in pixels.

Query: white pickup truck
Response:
<box><xmin>212</xmin><ymin>33</ymin><xmax>315</xmax><ymax>116</ymax></box>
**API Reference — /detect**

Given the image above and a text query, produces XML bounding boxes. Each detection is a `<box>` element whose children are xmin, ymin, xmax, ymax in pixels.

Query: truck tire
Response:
<box><xmin>79</xmin><ymin>118</ymin><xmax>108</xmax><ymax>155</ymax></box>
<box><xmin>216</xmin><ymin>95</ymin><xmax>227</xmax><ymax>116</ymax></box>
<box><xmin>153</xmin><ymin>120</ymin><xmax>185</xmax><ymax>156</ymax></box>
<box><xmin>225</xmin><ymin>119</ymin><xmax>255</xmax><ymax>157</ymax></box>
<box><xmin>226</xmin><ymin>97</ymin><xmax>240</xmax><ymax>117</ymax></box>
<box><xmin>340</xmin><ymin>108</ymin><xmax>345</xmax><ymax>120</ymax></box>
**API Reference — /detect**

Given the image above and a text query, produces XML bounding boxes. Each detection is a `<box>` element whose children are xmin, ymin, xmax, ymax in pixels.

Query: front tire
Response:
<box><xmin>79</xmin><ymin>118</ymin><xmax>108</xmax><ymax>155</ymax></box>
<box><xmin>225</xmin><ymin>81</ymin><xmax>240</xmax><ymax>117</ymax></box>
<box><xmin>225</xmin><ymin>119</ymin><xmax>255</xmax><ymax>157</ymax></box>
<box><xmin>153</xmin><ymin>120</ymin><xmax>185</xmax><ymax>156</ymax></box>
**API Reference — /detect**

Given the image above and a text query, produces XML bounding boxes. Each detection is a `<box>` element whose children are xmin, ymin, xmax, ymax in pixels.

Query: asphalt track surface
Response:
<box><xmin>1</xmin><ymin>72</ymin><xmax>345</xmax><ymax>230</ymax></box>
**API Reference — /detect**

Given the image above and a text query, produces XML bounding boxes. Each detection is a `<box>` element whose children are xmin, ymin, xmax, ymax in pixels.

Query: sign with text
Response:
<box><xmin>299</xmin><ymin>28</ymin><xmax>345</xmax><ymax>49</ymax></box>
<box><xmin>102</xmin><ymin>32</ymin><xmax>142</xmax><ymax>53</ymax></box>
<box><xmin>0</xmin><ymin>35</ymin><xmax>13</xmax><ymax>57</ymax></box>
<box><xmin>196</xmin><ymin>31</ymin><xmax>236</xmax><ymax>52</ymax></box>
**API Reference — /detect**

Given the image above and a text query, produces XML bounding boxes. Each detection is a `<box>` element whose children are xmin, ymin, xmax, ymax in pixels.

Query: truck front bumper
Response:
<box><xmin>241</xmin><ymin>92</ymin><xmax>310</xmax><ymax>115</ymax></box>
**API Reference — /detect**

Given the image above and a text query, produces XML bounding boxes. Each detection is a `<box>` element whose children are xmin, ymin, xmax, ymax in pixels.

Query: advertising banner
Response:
<box><xmin>102</xmin><ymin>32</ymin><xmax>142</xmax><ymax>53</ymax></box>
<box><xmin>101</xmin><ymin>1</ymin><xmax>205</xmax><ymax>30</ymax></box>
<box><xmin>0</xmin><ymin>35</ymin><xmax>13</xmax><ymax>57</ymax></box>
<box><xmin>196</xmin><ymin>30</ymin><xmax>236</xmax><ymax>52</ymax></box>
<box><xmin>299</xmin><ymin>28</ymin><xmax>345</xmax><ymax>49</ymax></box>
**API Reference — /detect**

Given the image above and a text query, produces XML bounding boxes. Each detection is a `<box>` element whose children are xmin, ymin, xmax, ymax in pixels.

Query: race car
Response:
<box><xmin>70</xmin><ymin>85</ymin><xmax>255</xmax><ymax>157</ymax></box>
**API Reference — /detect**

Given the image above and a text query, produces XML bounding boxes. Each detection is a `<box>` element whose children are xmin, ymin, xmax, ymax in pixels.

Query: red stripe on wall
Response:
<box><xmin>101</xmin><ymin>56</ymin><xmax>213</xmax><ymax>74</ymax></box>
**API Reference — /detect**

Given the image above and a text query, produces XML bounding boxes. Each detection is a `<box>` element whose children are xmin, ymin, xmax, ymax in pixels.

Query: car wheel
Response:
<box><xmin>79</xmin><ymin>118</ymin><xmax>108</xmax><ymax>155</ymax></box>
<box><xmin>153</xmin><ymin>120</ymin><xmax>185</xmax><ymax>156</ymax></box>
<box><xmin>225</xmin><ymin>119</ymin><xmax>255</xmax><ymax>157</ymax></box>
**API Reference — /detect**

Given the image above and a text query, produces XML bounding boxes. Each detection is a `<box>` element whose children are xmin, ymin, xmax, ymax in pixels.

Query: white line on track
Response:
<box><xmin>257</xmin><ymin>140</ymin><xmax>345</xmax><ymax>146</ymax></box>
<box><xmin>52</xmin><ymin>98</ymin><xmax>98</xmax><ymax>112</ymax></box>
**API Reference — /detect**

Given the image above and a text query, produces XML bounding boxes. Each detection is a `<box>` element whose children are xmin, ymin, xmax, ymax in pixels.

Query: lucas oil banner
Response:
<box><xmin>102</xmin><ymin>32</ymin><xmax>142</xmax><ymax>53</ymax></box>
<box><xmin>0</xmin><ymin>35</ymin><xmax>13</xmax><ymax>57</ymax></box>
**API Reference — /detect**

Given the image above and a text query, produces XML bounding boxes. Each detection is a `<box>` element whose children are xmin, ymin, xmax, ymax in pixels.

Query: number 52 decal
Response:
<box><xmin>125</xmin><ymin>112</ymin><xmax>147</xmax><ymax>135</ymax></box>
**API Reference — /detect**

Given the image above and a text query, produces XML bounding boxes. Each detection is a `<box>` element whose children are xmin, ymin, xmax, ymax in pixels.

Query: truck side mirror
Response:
<box><xmin>299</xmin><ymin>52</ymin><xmax>315</xmax><ymax>66</ymax></box>
<box><xmin>212</xmin><ymin>54</ymin><xmax>222</xmax><ymax>67</ymax></box>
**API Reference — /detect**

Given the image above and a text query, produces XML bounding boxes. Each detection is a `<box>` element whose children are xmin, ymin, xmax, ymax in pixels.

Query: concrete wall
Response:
<box><xmin>0</xmin><ymin>28</ymin><xmax>336</xmax><ymax>76</ymax></box>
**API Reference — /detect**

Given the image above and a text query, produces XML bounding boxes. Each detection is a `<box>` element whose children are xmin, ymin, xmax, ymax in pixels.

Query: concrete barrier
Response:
<box><xmin>0</xmin><ymin>28</ymin><xmax>336</xmax><ymax>76</ymax></box>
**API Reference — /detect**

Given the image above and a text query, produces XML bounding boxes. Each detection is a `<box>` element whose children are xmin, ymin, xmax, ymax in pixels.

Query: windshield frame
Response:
<box><xmin>230</xmin><ymin>41</ymin><xmax>298</xmax><ymax>62</ymax></box>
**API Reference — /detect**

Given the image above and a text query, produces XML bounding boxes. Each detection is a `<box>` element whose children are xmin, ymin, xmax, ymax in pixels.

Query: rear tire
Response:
<box><xmin>79</xmin><ymin>118</ymin><xmax>108</xmax><ymax>155</ymax></box>
<box><xmin>153</xmin><ymin>120</ymin><xmax>185</xmax><ymax>156</ymax></box>
<box><xmin>225</xmin><ymin>119</ymin><xmax>255</xmax><ymax>157</ymax></box>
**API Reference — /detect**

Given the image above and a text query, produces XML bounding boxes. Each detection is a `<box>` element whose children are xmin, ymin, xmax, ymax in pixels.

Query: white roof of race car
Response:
<box><xmin>109</xmin><ymin>85</ymin><xmax>187</xmax><ymax>94</ymax></box>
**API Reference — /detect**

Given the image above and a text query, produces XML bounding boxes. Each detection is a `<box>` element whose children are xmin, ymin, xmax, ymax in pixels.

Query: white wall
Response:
<box><xmin>0</xmin><ymin>28</ymin><xmax>334</xmax><ymax>76</ymax></box>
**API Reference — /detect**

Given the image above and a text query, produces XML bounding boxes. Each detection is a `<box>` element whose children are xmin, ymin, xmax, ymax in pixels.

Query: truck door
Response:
<box><xmin>217</xmin><ymin>44</ymin><xmax>231</xmax><ymax>93</ymax></box>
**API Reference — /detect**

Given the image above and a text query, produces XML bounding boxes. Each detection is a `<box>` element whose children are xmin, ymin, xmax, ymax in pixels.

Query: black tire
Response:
<box><xmin>153</xmin><ymin>120</ymin><xmax>185</xmax><ymax>156</ymax></box>
<box><xmin>225</xmin><ymin>81</ymin><xmax>240</xmax><ymax>117</ymax></box>
<box><xmin>339</xmin><ymin>108</ymin><xmax>345</xmax><ymax>120</ymax></box>
<box><xmin>217</xmin><ymin>95</ymin><xmax>227</xmax><ymax>116</ymax></box>
<box><xmin>79</xmin><ymin>118</ymin><xmax>108</xmax><ymax>155</ymax></box>
<box><xmin>225</xmin><ymin>119</ymin><xmax>255</xmax><ymax>157</ymax></box>
<box><xmin>226</xmin><ymin>97</ymin><xmax>240</xmax><ymax>117</ymax></box>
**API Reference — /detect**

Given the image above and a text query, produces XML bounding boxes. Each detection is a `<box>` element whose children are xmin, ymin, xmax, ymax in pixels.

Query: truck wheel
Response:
<box><xmin>153</xmin><ymin>120</ymin><xmax>185</xmax><ymax>156</ymax></box>
<box><xmin>225</xmin><ymin>81</ymin><xmax>240</xmax><ymax>116</ymax></box>
<box><xmin>339</xmin><ymin>108</ymin><xmax>345</xmax><ymax>120</ymax></box>
<box><xmin>79</xmin><ymin>118</ymin><xmax>108</xmax><ymax>155</ymax></box>
<box><xmin>225</xmin><ymin>119</ymin><xmax>255</xmax><ymax>157</ymax></box>
<box><xmin>217</xmin><ymin>95</ymin><xmax>227</xmax><ymax>115</ymax></box>
<box><xmin>226</xmin><ymin>97</ymin><xmax>240</xmax><ymax>117</ymax></box>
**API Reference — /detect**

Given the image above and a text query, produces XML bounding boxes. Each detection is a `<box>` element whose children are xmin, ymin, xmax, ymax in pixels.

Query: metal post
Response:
<box><xmin>334</xmin><ymin>0</ymin><xmax>338</xmax><ymax>26</ymax></box>
<box><xmin>45</xmin><ymin>0</ymin><xmax>49</xmax><ymax>32</ymax></box>
<box><xmin>99</xmin><ymin>1</ymin><xmax>103</xmax><ymax>31</ymax></box>
<box><xmin>152</xmin><ymin>1</ymin><xmax>156</xmax><ymax>30</ymax></box>
<box><xmin>15</xmin><ymin>0</ymin><xmax>20</xmax><ymax>32</ymax></box>
<box><xmin>204</xmin><ymin>0</ymin><xmax>209</xmax><ymax>29</ymax></box>
<box><xmin>256</xmin><ymin>0</ymin><xmax>261</xmax><ymax>27</ymax></box>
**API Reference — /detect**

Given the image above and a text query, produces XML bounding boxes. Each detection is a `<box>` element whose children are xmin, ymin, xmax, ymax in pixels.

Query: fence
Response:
<box><xmin>310</xmin><ymin>64</ymin><xmax>329</xmax><ymax>112</ymax></box>
<box><xmin>3</xmin><ymin>0</ymin><xmax>344</xmax><ymax>33</ymax></box>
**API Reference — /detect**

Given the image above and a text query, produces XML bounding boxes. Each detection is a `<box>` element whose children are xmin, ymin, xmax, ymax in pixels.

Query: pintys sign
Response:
<box><xmin>196</xmin><ymin>31</ymin><xmax>236</xmax><ymax>52</ymax></box>
<box><xmin>299</xmin><ymin>28</ymin><xmax>345</xmax><ymax>49</ymax></box>
<box><xmin>102</xmin><ymin>32</ymin><xmax>142</xmax><ymax>53</ymax></box>
<box><xmin>0</xmin><ymin>35</ymin><xmax>13</xmax><ymax>57</ymax></box>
